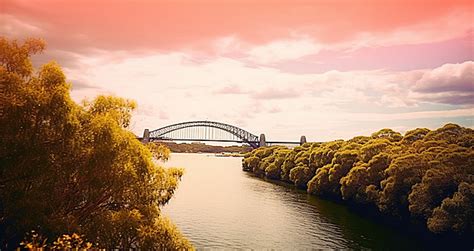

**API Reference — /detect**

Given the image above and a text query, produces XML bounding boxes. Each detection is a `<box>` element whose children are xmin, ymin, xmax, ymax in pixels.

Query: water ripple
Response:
<box><xmin>162</xmin><ymin>153</ymin><xmax>425</xmax><ymax>250</ymax></box>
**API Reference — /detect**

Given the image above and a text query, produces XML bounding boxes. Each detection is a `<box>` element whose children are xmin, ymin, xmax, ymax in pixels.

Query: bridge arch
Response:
<box><xmin>147</xmin><ymin>121</ymin><xmax>260</xmax><ymax>148</ymax></box>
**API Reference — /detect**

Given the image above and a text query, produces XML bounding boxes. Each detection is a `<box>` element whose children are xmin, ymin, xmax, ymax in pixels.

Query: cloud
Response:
<box><xmin>34</xmin><ymin>49</ymin><xmax>85</xmax><ymax>70</ymax></box>
<box><xmin>268</xmin><ymin>106</ymin><xmax>282</xmax><ymax>113</ymax></box>
<box><xmin>213</xmin><ymin>35</ymin><xmax>244</xmax><ymax>56</ymax></box>
<box><xmin>390</xmin><ymin>61</ymin><xmax>474</xmax><ymax>106</ymax></box>
<box><xmin>0</xmin><ymin>14</ymin><xmax>43</xmax><ymax>38</ymax></box>
<box><xmin>348</xmin><ymin>108</ymin><xmax>474</xmax><ymax>122</ymax></box>
<box><xmin>416</xmin><ymin>93</ymin><xmax>474</xmax><ymax>105</ymax></box>
<box><xmin>3</xmin><ymin>0</ymin><xmax>471</xmax><ymax>56</ymax></box>
<box><xmin>247</xmin><ymin>39</ymin><xmax>321</xmax><ymax>64</ymax></box>
<box><xmin>414</xmin><ymin>61</ymin><xmax>473</xmax><ymax>93</ymax></box>
<box><xmin>3</xmin><ymin>0</ymin><xmax>472</xmax><ymax>81</ymax></box>
<box><xmin>214</xmin><ymin>84</ymin><xmax>248</xmax><ymax>94</ymax></box>
<box><xmin>251</xmin><ymin>88</ymin><xmax>302</xmax><ymax>100</ymax></box>
<box><xmin>344</xmin><ymin>8</ymin><xmax>473</xmax><ymax>50</ymax></box>
<box><xmin>2</xmin><ymin>0</ymin><xmax>472</xmax><ymax>141</ymax></box>
<box><xmin>11</xmin><ymin>39</ymin><xmax>472</xmax><ymax>138</ymax></box>
<box><xmin>275</xmin><ymin>32</ymin><xmax>473</xmax><ymax>74</ymax></box>
<box><xmin>69</xmin><ymin>78</ymin><xmax>99</xmax><ymax>90</ymax></box>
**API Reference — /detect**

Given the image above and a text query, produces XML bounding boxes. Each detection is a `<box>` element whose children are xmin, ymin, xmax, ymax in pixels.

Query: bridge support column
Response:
<box><xmin>259</xmin><ymin>133</ymin><xmax>267</xmax><ymax>147</ymax></box>
<box><xmin>142</xmin><ymin>129</ymin><xmax>150</xmax><ymax>143</ymax></box>
<box><xmin>300</xmin><ymin>135</ymin><xmax>307</xmax><ymax>145</ymax></box>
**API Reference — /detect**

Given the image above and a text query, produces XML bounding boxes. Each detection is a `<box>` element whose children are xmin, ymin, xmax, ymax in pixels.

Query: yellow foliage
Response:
<box><xmin>0</xmin><ymin>37</ymin><xmax>191</xmax><ymax>249</ymax></box>
<box><xmin>242</xmin><ymin>123</ymin><xmax>474</xmax><ymax>235</ymax></box>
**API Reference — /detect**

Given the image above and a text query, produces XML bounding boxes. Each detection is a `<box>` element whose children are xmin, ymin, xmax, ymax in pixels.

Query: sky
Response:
<box><xmin>2</xmin><ymin>0</ymin><xmax>473</xmax><ymax>141</ymax></box>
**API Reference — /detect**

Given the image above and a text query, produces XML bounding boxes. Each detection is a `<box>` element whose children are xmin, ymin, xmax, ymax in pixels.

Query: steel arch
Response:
<box><xmin>148</xmin><ymin>121</ymin><xmax>260</xmax><ymax>148</ymax></box>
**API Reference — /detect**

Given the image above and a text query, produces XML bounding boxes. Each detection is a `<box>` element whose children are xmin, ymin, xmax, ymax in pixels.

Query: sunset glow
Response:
<box><xmin>2</xmin><ymin>0</ymin><xmax>473</xmax><ymax>140</ymax></box>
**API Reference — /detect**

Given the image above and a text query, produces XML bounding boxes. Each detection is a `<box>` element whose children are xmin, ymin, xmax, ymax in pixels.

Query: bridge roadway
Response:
<box><xmin>140</xmin><ymin>138</ymin><xmax>303</xmax><ymax>145</ymax></box>
<box><xmin>140</xmin><ymin>120</ymin><xmax>308</xmax><ymax>149</ymax></box>
<box><xmin>142</xmin><ymin>138</ymin><xmax>246</xmax><ymax>143</ymax></box>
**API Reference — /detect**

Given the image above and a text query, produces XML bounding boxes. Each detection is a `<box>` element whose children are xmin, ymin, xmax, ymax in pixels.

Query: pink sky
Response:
<box><xmin>2</xmin><ymin>0</ymin><xmax>473</xmax><ymax>140</ymax></box>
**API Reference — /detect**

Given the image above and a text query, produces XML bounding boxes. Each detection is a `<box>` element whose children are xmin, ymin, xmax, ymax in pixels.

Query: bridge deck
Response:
<box><xmin>137</xmin><ymin>137</ymin><xmax>302</xmax><ymax>145</ymax></box>
<box><xmin>149</xmin><ymin>138</ymin><xmax>301</xmax><ymax>145</ymax></box>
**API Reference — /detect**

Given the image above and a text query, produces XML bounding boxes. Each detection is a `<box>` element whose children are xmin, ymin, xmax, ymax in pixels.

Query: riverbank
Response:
<box><xmin>241</xmin><ymin>124</ymin><xmax>473</xmax><ymax>249</ymax></box>
<box><xmin>156</xmin><ymin>142</ymin><xmax>251</xmax><ymax>153</ymax></box>
<box><xmin>163</xmin><ymin>153</ymin><xmax>451</xmax><ymax>250</ymax></box>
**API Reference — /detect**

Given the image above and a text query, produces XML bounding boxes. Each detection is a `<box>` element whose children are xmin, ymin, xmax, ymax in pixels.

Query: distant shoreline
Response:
<box><xmin>155</xmin><ymin>142</ymin><xmax>252</xmax><ymax>154</ymax></box>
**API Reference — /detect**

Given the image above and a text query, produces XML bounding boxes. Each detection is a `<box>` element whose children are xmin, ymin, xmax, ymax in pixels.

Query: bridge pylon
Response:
<box><xmin>300</xmin><ymin>135</ymin><xmax>307</xmax><ymax>145</ymax></box>
<box><xmin>259</xmin><ymin>133</ymin><xmax>267</xmax><ymax>147</ymax></box>
<box><xmin>142</xmin><ymin>129</ymin><xmax>150</xmax><ymax>143</ymax></box>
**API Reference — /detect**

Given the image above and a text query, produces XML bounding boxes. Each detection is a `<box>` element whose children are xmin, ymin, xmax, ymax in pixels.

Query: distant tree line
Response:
<box><xmin>243</xmin><ymin>124</ymin><xmax>473</xmax><ymax>237</ymax></box>
<box><xmin>0</xmin><ymin>37</ymin><xmax>193</xmax><ymax>249</ymax></box>
<box><xmin>157</xmin><ymin>142</ymin><xmax>251</xmax><ymax>153</ymax></box>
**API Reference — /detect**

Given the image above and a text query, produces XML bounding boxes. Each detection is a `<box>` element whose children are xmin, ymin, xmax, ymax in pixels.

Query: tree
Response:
<box><xmin>408</xmin><ymin>148</ymin><xmax>474</xmax><ymax>219</ymax></box>
<box><xmin>401</xmin><ymin>128</ymin><xmax>430</xmax><ymax>145</ymax></box>
<box><xmin>265</xmin><ymin>148</ymin><xmax>289</xmax><ymax>179</ymax></box>
<box><xmin>359</xmin><ymin>139</ymin><xmax>391</xmax><ymax>163</ymax></box>
<box><xmin>243</xmin><ymin>156</ymin><xmax>260</xmax><ymax>172</ymax></box>
<box><xmin>371</xmin><ymin>128</ymin><xmax>402</xmax><ymax>142</ymax></box>
<box><xmin>289</xmin><ymin>165</ymin><xmax>312</xmax><ymax>188</ymax></box>
<box><xmin>423</xmin><ymin>123</ymin><xmax>472</xmax><ymax>145</ymax></box>
<box><xmin>427</xmin><ymin>182</ymin><xmax>473</xmax><ymax>234</ymax></box>
<box><xmin>0</xmin><ymin>37</ymin><xmax>192</xmax><ymax>250</ymax></box>
<box><xmin>307</xmin><ymin>164</ymin><xmax>332</xmax><ymax>196</ymax></box>
<box><xmin>377</xmin><ymin>154</ymin><xmax>430</xmax><ymax>216</ymax></box>
<box><xmin>281</xmin><ymin>150</ymin><xmax>297</xmax><ymax>181</ymax></box>
<box><xmin>241</xmin><ymin>119</ymin><xmax>473</xmax><ymax>237</ymax></box>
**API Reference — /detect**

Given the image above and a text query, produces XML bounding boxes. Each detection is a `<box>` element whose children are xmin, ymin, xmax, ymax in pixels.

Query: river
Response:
<box><xmin>161</xmin><ymin>153</ymin><xmax>434</xmax><ymax>250</ymax></box>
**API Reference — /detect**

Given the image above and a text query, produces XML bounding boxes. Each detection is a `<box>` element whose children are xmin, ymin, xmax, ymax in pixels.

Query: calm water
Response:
<box><xmin>161</xmin><ymin>153</ymin><xmax>432</xmax><ymax>250</ymax></box>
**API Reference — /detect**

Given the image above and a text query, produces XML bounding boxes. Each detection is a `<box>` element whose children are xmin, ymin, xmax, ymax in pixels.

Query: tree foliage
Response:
<box><xmin>243</xmin><ymin>122</ymin><xmax>474</xmax><ymax>236</ymax></box>
<box><xmin>0</xmin><ymin>37</ymin><xmax>192</xmax><ymax>249</ymax></box>
<box><xmin>159</xmin><ymin>142</ymin><xmax>251</xmax><ymax>153</ymax></box>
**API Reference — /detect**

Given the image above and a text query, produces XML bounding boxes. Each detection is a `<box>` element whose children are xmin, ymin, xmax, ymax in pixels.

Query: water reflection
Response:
<box><xmin>161</xmin><ymin>153</ymin><xmax>430</xmax><ymax>250</ymax></box>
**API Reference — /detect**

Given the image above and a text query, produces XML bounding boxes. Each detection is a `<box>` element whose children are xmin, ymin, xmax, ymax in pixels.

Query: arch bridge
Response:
<box><xmin>141</xmin><ymin>120</ymin><xmax>307</xmax><ymax>149</ymax></box>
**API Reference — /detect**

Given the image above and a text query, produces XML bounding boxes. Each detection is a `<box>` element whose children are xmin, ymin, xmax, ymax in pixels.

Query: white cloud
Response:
<box><xmin>414</xmin><ymin>61</ymin><xmax>473</xmax><ymax>93</ymax></box>
<box><xmin>213</xmin><ymin>84</ymin><xmax>248</xmax><ymax>94</ymax></box>
<box><xmin>386</xmin><ymin>62</ymin><xmax>474</xmax><ymax>106</ymax></box>
<box><xmin>251</xmin><ymin>87</ymin><xmax>301</xmax><ymax>100</ymax></box>
<box><xmin>62</xmin><ymin>49</ymin><xmax>473</xmax><ymax>140</ymax></box>
<box><xmin>247</xmin><ymin>39</ymin><xmax>321</xmax><ymax>64</ymax></box>
<box><xmin>214</xmin><ymin>35</ymin><xmax>243</xmax><ymax>54</ymax></box>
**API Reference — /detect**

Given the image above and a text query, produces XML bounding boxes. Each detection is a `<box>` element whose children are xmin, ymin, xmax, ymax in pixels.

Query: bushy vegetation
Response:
<box><xmin>243</xmin><ymin>124</ymin><xmax>474</xmax><ymax>236</ymax></box>
<box><xmin>158</xmin><ymin>142</ymin><xmax>251</xmax><ymax>153</ymax></box>
<box><xmin>0</xmin><ymin>37</ymin><xmax>193</xmax><ymax>249</ymax></box>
